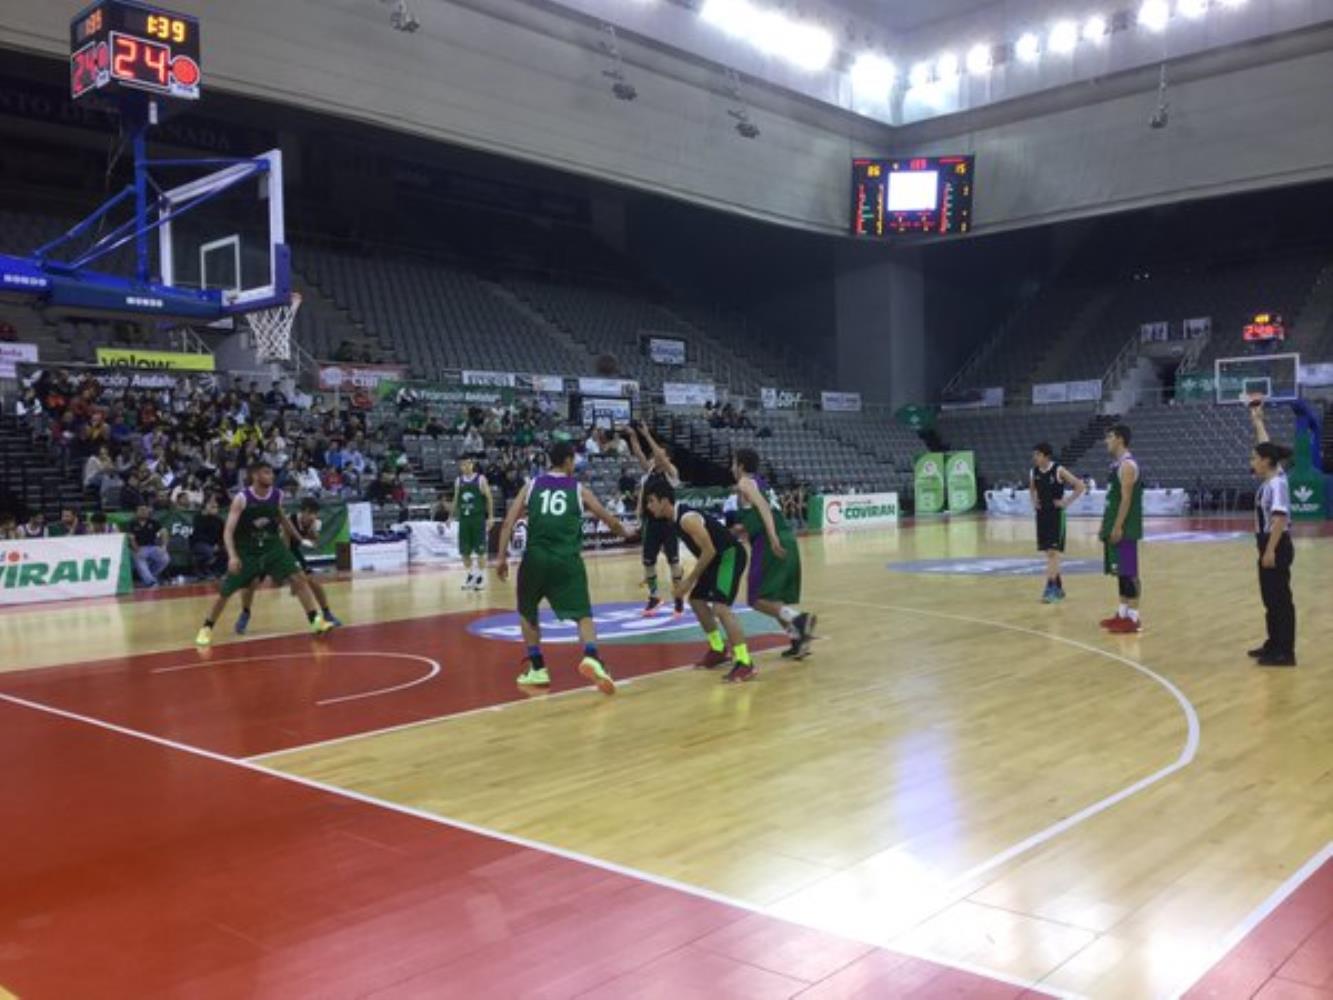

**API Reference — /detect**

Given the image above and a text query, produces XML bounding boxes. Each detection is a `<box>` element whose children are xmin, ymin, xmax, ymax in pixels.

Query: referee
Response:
<box><xmin>1248</xmin><ymin>403</ymin><xmax>1296</xmax><ymax>667</ymax></box>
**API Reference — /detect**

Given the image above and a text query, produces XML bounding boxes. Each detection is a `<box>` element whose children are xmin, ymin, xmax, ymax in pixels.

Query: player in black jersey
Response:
<box><xmin>643</xmin><ymin>479</ymin><xmax>756</xmax><ymax>683</ymax></box>
<box><xmin>1030</xmin><ymin>443</ymin><xmax>1086</xmax><ymax>603</ymax></box>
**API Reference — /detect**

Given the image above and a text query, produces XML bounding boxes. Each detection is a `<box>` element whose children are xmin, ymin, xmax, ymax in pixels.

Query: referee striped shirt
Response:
<box><xmin>1256</xmin><ymin>472</ymin><xmax>1291</xmax><ymax>535</ymax></box>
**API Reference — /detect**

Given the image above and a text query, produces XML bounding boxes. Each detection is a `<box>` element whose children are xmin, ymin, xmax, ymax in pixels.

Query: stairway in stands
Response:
<box><xmin>1062</xmin><ymin>413</ymin><xmax>1119</xmax><ymax>471</ymax></box>
<box><xmin>0</xmin><ymin>416</ymin><xmax>88</xmax><ymax>520</ymax></box>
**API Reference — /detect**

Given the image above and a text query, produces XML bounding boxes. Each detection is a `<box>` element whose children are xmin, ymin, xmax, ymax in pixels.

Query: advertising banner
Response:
<box><xmin>662</xmin><ymin>382</ymin><xmax>717</xmax><ymax>406</ymax></box>
<box><xmin>1066</xmin><ymin>379</ymin><xmax>1103</xmax><ymax>402</ymax></box>
<box><xmin>0</xmin><ymin>533</ymin><xmax>133</xmax><ymax>606</ymax></box>
<box><xmin>319</xmin><ymin>363</ymin><xmax>410</xmax><ymax>392</ymax></box>
<box><xmin>1139</xmin><ymin>321</ymin><xmax>1170</xmax><ymax>343</ymax></box>
<box><xmin>895</xmin><ymin>404</ymin><xmax>937</xmax><ymax>431</ymax></box>
<box><xmin>761</xmin><ymin>387</ymin><xmax>804</xmax><ymax>410</ymax></box>
<box><xmin>578</xmin><ymin>377</ymin><xmax>639</xmax><ymax>397</ymax></box>
<box><xmin>821</xmin><ymin>391</ymin><xmax>863</xmax><ymax>413</ymax></box>
<box><xmin>647</xmin><ymin>336</ymin><xmax>687</xmax><ymax>366</ymax></box>
<box><xmin>1032</xmin><ymin>382</ymin><xmax>1069</xmax><ymax>405</ymax></box>
<box><xmin>1300</xmin><ymin>364</ymin><xmax>1333</xmax><ymax>388</ymax></box>
<box><xmin>809</xmin><ymin>492</ymin><xmax>899</xmax><ymax>531</ymax></box>
<box><xmin>1184</xmin><ymin>317</ymin><xmax>1212</xmax><ymax>339</ymax></box>
<box><xmin>0</xmin><ymin>341</ymin><xmax>39</xmax><ymax>378</ymax></box>
<box><xmin>914</xmin><ymin>453</ymin><xmax>946</xmax><ymax>515</ymax></box>
<box><xmin>96</xmin><ymin>347</ymin><xmax>216</xmax><ymax>372</ymax></box>
<box><xmin>518</xmin><ymin>374</ymin><xmax>566</xmax><ymax>393</ymax></box>
<box><xmin>946</xmin><ymin>451</ymin><xmax>978</xmax><ymax>513</ymax></box>
<box><xmin>462</xmin><ymin>370</ymin><xmax>517</xmax><ymax>388</ymax></box>
<box><xmin>940</xmin><ymin>387</ymin><xmax>1004</xmax><ymax>411</ymax></box>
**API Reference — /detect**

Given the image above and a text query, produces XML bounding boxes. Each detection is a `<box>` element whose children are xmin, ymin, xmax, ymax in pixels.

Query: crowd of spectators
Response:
<box><xmin>704</xmin><ymin>401</ymin><xmax>755</xmax><ymax>431</ymax></box>
<box><xmin>13</xmin><ymin>368</ymin><xmax>399</xmax><ymax>516</ymax></box>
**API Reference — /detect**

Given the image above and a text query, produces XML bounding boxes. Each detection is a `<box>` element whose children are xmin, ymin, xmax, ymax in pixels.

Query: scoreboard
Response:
<box><xmin>71</xmin><ymin>0</ymin><xmax>202</xmax><ymax>103</ymax></box>
<box><xmin>852</xmin><ymin>156</ymin><xmax>975</xmax><ymax>237</ymax></box>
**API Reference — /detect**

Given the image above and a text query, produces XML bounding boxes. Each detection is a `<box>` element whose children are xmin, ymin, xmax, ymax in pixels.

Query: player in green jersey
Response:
<box><xmin>1098</xmin><ymin>424</ymin><xmax>1145</xmax><ymax>634</ymax></box>
<box><xmin>195</xmin><ymin>461</ymin><xmax>334</xmax><ymax>647</ymax></box>
<box><xmin>495</xmin><ymin>441</ymin><xmax>633</xmax><ymax>695</ymax></box>
<box><xmin>449</xmin><ymin>457</ymin><xmax>494</xmax><ymax>591</ymax></box>
<box><xmin>732</xmin><ymin>448</ymin><xmax>816</xmax><ymax>659</ymax></box>
<box><xmin>234</xmin><ymin>496</ymin><xmax>343</xmax><ymax>636</ymax></box>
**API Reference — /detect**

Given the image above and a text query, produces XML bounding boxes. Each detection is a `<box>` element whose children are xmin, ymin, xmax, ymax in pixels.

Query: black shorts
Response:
<box><xmin>1036</xmin><ymin>511</ymin><xmax>1066</xmax><ymax>553</ymax></box>
<box><xmin>643</xmin><ymin>517</ymin><xmax>680</xmax><ymax>565</ymax></box>
<box><xmin>691</xmin><ymin>545</ymin><xmax>747</xmax><ymax>606</ymax></box>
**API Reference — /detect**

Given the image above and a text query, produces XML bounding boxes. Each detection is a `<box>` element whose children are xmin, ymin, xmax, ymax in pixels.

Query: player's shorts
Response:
<box><xmin>747</xmin><ymin>533</ymin><xmax>801</xmax><ymax>606</ymax></box>
<box><xmin>221</xmin><ymin>544</ymin><xmax>302</xmax><ymax>597</ymax></box>
<box><xmin>1036</xmin><ymin>511</ymin><xmax>1066</xmax><ymax>553</ymax></box>
<box><xmin>1104</xmin><ymin>539</ymin><xmax>1139</xmax><ymax>577</ymax></box>
<box><xmin>517</xmin><ymin>549</ymin><xmax>592</xmax><ymax>625</ymax></box>
<box><xmin>691</xmin><ymin>545</ymin><xmax>748</xmax><ymax>606</ymax></box>
<box><xmin>642</xmin><ymin>517</ymin><xmax>680</xmax><ymax>566</ymax></box>
<box><xmin>457</xmin><ymin>517</ymin><xmax>488</xmax><ymax>558</ymax></box>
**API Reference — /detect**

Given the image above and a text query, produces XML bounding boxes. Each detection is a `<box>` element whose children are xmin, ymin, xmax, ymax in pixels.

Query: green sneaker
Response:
<box><xmin>517</xmin><ymin>664</ymin><xmax>551</xmax><ymax>687</ymax></box>
<box><xmin>578</xmin><ymin>656</ymin><xmax>616</xmax><ymax>696</ymax></box>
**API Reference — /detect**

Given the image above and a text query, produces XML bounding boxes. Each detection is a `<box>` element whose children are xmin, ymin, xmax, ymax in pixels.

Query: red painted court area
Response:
<box><xmin>5</xmin><ymin>606</ymin><xmax>1320</xmax><ymax>997</ymax></box>
<box><xmin>0</xmin><ymin>610</ymin><xmax>784</xmax><ymax>758</ymax></box>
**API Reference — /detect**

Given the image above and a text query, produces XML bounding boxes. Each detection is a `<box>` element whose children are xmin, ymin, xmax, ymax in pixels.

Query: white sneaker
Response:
<box><xmin>461</xmin><ymin>574</ymin><xmax>475</xmax><ymax>591</ymax></box>
<box><xmin>472</xmin><ymin>575</ymin><xmax>485</xmax><ymax>591</ymax></box>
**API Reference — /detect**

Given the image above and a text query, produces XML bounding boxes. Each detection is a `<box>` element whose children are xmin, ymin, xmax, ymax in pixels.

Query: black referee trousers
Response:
<box><xmin>1257</xmin><ymin>532</ymin><xmax>1295</xmax><ymax>655</ymax></box>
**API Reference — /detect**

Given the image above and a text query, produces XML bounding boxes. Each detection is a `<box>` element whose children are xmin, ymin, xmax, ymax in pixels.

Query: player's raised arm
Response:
<box><xmin>580</xmin><ymin>485</ymin><xmax>633</xmax><ymax>540</ymax></box>
<box><xmin>494</xmin><ymin>482</ymin><xmax>528</xmax><ymax>581</ymax></box>
<box><xmin>627</xmin><ymin>428</ymin><xmax>652</xmax><ymax>473</ymax></box>
<box><xmin>640</xmin><ymin>424</ymin><xmax>679</xmax><ymax>481</ymax></box>
<box><xmin>738</xmin><ymin>476</ymin><xmax>786</xmax><ymax>559</ymax></box>
<box><xmin>1250</xmin><ymin>401</ymin><xmax>1270</xmax><ymax>444</ymax></box>
<box><xmin>223</xmin><ymin>493</ymin><xmax>245</xmax><ymax>575</ymax></box>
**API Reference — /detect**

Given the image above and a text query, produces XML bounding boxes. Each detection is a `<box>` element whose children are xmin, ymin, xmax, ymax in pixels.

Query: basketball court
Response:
<box><xmin>4</xmin><ymin>517</ymin><xmax>1332</xmax><ymax>998</ymax></box>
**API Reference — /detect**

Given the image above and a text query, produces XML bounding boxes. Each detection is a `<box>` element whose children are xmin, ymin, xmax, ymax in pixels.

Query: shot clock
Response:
<box><xmin>70</xmin><ymin>0</ymin><xmax>202</xmax><ymax>103</ymax></box>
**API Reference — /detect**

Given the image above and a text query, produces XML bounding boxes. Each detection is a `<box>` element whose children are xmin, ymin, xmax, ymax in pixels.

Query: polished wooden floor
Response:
<box><xmin>3</xmin><ymin>516</ymin><xmax>1332</xmax><ymax>998</ymax></box>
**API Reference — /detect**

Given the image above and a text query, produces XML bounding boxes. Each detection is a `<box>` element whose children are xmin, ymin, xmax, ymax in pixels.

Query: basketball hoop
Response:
<box><xmin>245</xmin><ymin>292</ymin><xmax>301</xmax><ymax>363</ymax></box>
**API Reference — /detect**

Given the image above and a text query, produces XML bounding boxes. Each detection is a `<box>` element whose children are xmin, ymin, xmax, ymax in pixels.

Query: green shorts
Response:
<box><xmin>517</xmin><ymin>549</ymin><xmax>592</xmax><ymax>625</ymax></box>
<box><xmin>457</xmin><ymin>517</ymin><xmax>488</xmax><ymax>558</ymax></box>
<box><xmin>748</xmin><ymin>533</ymin><xmax>801</xmax><ymax>606</ymax></box>
<box><xmin>221</xmin><ymin>545</ymin><xmax>302</xmax><ymax>597</ymax></box>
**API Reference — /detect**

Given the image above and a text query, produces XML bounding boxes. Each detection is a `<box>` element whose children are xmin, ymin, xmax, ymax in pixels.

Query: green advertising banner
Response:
<box><xmin>895</xmin><ymin>405</ymin><xmax>937</xmax><ymax>432</ymax></box>
<box><xmin>914</xmin><ymin>453</ymin><xmax>946</xmax><ymax>515</ymax></box>
<box><xmin>1288</xmin><ymin>428</ymin><xmax>1326</xmax><ymax>521</ymax></box>
<box><xmin>946</xmin><ymin>451</ymin><xmax>978</xmax><ymax>514</ymax></box>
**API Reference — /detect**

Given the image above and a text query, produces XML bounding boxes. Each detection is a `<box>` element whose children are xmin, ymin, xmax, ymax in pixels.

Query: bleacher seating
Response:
<box><xmin>936</xmin><ymin>407</ymin><xmax>1101</xmax><ymax>486</ymax></box>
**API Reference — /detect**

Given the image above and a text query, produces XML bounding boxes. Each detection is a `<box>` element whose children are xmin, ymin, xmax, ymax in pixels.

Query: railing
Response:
<box><xmin>168</xmin><ymin>326</ymin><xmax>213</xmax><ymax>355</ymax></box>
<box><xmin>1175</xmin><ymin>328</ymin><xmax>1212</xmax><ymax>374</ymax></box>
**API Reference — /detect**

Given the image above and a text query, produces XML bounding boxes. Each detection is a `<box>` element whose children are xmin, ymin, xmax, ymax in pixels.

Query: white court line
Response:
<box><xmin>0</xmin><ymin>690</ymin><xmax>1071</xmax><ymax>998</ymax></box>
<box><xmin>151</xmin><ymin>652</ymin><xmax>442</xmax><ymax>707</ymax></box>
<box><xmin>1163</xmin><ymin>840</ymin><xmax>1333</xmax><ymax>1000</ymax></box>
<box><xmin>806</xmin><ymin>599</ymin><xmax>1200</xmax><ymax>935</ymax></box>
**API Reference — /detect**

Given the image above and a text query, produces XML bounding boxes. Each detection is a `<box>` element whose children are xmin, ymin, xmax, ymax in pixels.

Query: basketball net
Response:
<box><xmin>246</xmin><ymin>292</ymin><xmax>301</xmax><ymax>363</ymax></box>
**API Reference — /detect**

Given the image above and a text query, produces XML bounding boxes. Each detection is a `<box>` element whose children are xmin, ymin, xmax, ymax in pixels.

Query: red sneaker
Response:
<box><xmin>642</xmin><ymin>597</ymin><xmax>663</xmax><ymax>618</ymax></box>
<box><xmin>723</xmin><ymin>663</ymin><xmax>756</xmax><ymax>683</ymax></box>
<box><xmin>1106</xmin><ymin>616</ymin><xmax>1142</xmax><ymax>634</ymax></box>
<box><xmin>695</xmin><ymin>649</ymin><xmax>730</xmax><ymax>670</ymax></box>
<box><xmin>1100</xmin><ymin>615</ymin><xmax>1125</xmax><ymax>630</ymax></box>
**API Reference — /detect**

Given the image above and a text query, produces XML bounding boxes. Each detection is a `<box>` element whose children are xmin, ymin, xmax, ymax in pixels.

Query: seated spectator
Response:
<box><xmin>87</xmin><ymin>511</ymin><xmax>116</xmax><ymax>535</ymax></box>
<box><xmin>47</xmin><ymin>508</ymin><xmax>86</xmax><ymax>537</ymax></box>
<box><xmin>18</xmin><ymin>513</ymin><xmax>46</xmax><ymax>539</ymax></box>
<box><xmin>462</xmin><ymin>424</ymin><xmax>485</xmax><ymax>454</ymax></box>
<box><xmin>584</xmin><ymin>428</ymin><xmax>602</xmax><ymax>456</ymax></box>
<box><xmin>171</xmin><ymin>473</ymin><xmax>205</xmax><ymax>511</ymax></box>
<box><xmin>84</xmin><ymin>446</ymin><xmax>115</xmax><ymax>491</ymax></box>
<box><xmin>0</xmin><ymin>513</ymin><xmax>17</xmax><ymax>540</ymax></box>
<box><xmin>128</xmin><ymin>504</ymin><xmax>170</xmax><ymax>587</ymax></box>
<box><xmin>291</xmin><ymin>457</ymin><xmax>323</xmax><ymax>497</ymax></box>
<box><xmin>190</xmin><ymin>495</ymin><xmax>227</xmax><ymax>578</ymax></box>
<box><xmin>366</xmin><ymin>470</ymin><xmax>397</xmax><ymax>506</ymax></box>
<box><xmin>431</xmin><ymin>489</ymin><xmax>451</xmax><ymax>523</ymax></box>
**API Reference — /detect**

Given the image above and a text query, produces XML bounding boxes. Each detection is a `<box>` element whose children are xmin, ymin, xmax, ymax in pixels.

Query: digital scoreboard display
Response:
<box><xmin>852</xmin><ymin>156</ymin><xmax>975</xmax><ymax>237</ymax></box>
<box><xmin>71</xmin><ymin>0</ymin><xmax>202</xmax><ymax>102</ymax></box>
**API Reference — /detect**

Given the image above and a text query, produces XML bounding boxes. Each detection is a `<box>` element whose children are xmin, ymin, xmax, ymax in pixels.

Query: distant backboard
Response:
<box><xmin>1215</xmin><ymin>353</ymin><xmax>1300</xmax><ymax>405</ymax></box>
